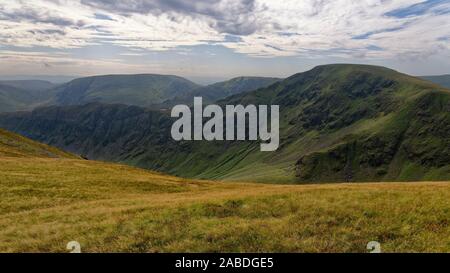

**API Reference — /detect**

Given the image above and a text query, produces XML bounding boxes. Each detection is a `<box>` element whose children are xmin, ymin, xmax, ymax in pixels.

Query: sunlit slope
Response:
<box><xmin>0</xmin><ymin>128</ymin><xmax>77</xmax><ymax>158</ymax></box>
<box><xmin>0</xmin><ymin>81</ymin><xmax>56</xmax><ymax>113</ymax></box>
<box><xmin>1</xmin><ymin>157</ymin><xmax>450</xmax><ymax>252</ymax></box>
<box><xmin>0</xmin><ymin>131</ymin><xmax>449</xmax><ymax>252</ymax></box>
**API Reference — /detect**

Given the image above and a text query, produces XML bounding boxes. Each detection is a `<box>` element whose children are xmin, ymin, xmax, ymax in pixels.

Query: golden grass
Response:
<box><xmin>1</xmin><ymin>155</ymin><xmax>449</xmax><ymax>253</ymax></box>
<box><xmin>0</xmin><ymin>128</ymin><xmax>77</xmax><ymax>159</ymax></box>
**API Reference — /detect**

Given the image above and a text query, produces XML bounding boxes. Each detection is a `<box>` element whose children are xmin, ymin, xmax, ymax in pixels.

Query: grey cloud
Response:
<box><xmin>28</xmin><ymin>29</ymin><xmax>67</xmax><ymax>36</ymax></box>
<box><xmin>0</xmin><ymin>8</ymin><xmax>82</xmax><ymax>27</ymax></box>
<box><xmin>81</xmin><ymin>0</ymin><xmax>261</xmax><ymax>35</ymax></box>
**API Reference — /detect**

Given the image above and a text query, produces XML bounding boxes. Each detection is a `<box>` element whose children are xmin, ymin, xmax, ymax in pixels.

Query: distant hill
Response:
<box><xmin>421</xmin><ymin>75</ymin><xmax>450</xmax><ymax>89</ymax></box>
<box><xmin>0</xmin><ymin>80</ymin><xmax>55</xmax><ymax>92</ymax></box>
<box><xmin>160</xmin><ymin>76</ymin><xmax>281</xmax><ymax>106</ymax></box>
<box><xmin>0</xmin><ymin>80</ymin><xmax>56</xmax><ymax>113</ymax></box>
<box><xmin>0</xmin><ymin>75</ymin><xmax>278</xmax><ymax>113</ymax></box>
<box><xmin>1</xmin><ymin>64</ymin><xmax>449</xmax><ymax>183</ymax></box>
<box><xmin>0</xmin><ymin>75</ymin><xmax>76</xmax><ymax>84</ymax></box>
<box><xmin>0</xmin><ymin>128</ymin><xmax>76</xmax><ymax>158</ymax></box>
<box><xmin>52</xmin><ymin>74</ymin><xmax>200</xmax><ymax>107</ymax></box>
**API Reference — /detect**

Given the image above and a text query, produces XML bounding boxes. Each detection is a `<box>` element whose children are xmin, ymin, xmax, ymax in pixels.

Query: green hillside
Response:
<box><xmin>52</xmin><ymin>74</ymin><xmax>200</xmax><ymax>107</ymax></box>
<box><xmin>421</xmin><ymin>75</ymin><xmax>450</xmax><ymax>89</ymax></box>
<box><xmin>0</xmin><ymin>128</ymin><xmax>77</xmax><ymax>158</ymax></box>
<box><xmin>0</xmin><ymin>75</ymin><xmax>277</xmax><ymax>113</ymax></box>
<box><xmin>160</xmin><ymin>76</ymin><xmax>281</xmax><ymax>106</ymax></box>
<box><xmin>1</xmin><ymin>64</ymin><xmax>449</xmax><ymax>183</ymax></box>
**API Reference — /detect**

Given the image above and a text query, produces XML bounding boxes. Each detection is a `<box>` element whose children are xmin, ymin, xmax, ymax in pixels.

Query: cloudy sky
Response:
<box><xmin>0</xmin><ymin>0</ymin><xmax>449</xmax><ymax>83</ymax></box>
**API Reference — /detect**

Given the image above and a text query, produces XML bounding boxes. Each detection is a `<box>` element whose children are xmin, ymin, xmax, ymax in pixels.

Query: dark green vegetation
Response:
<box><xmin>0</xmin><ymin>80</ymin><xmax>56</xmax><ymax>112</ymax></box>
<box><xmin>0</xmin><ymin>64</ymin><xmax>449</xmax><ymax>183</ymax></box>
<box><xmin>159</xmin><ymin>76</ymin><xmax>280</xmax><ymax>106</ymax></box>
<box><xmin>421</xmin><ymin>75</ymin><xmax>450</xmax><ymax>89</ymax></box>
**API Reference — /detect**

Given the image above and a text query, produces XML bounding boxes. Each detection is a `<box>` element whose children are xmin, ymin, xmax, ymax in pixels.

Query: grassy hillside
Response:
<box><xmin>0</xmin><ymin>75</ymin><xmax>278</xmax><ymax>113</ymax></box>
<box><xmin>0</xmin><ymin>129</ymin><xmax>77</xmax><ymax>158</ymax></box>
<box><xmin>160</xmin><ymin>76</ymin><xmax>281</xmax><ymax>106</ymax></box>
<box><xmin>52</xmin><ymin>74</ymin><xmax>200</xmax><ymax>107</ymax></box>
<box><xmin>421</xmin><ymin>75</ymin><xmax>450</xmax><ymax>89</ymax></box>
<box><xmin>1</xmin><ymin>64</ymin><xmax>449</xmax><ymax>183</ymax></box>
<box><xmin>0</xmin><ymin>130</ymin><xmax>449</xmax><ymax>252</ymax></box>
<box><xmin>214</xmin><ymin>64</ymin><xmax>450</xmax><ymax>182</ymax></box>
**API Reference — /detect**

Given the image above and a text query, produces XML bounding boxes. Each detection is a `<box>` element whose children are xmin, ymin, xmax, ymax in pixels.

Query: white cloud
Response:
<box><xmin>0</xmin><ymin>49</ymin><xmax>168</xmax><ymax>76</ymax></box>
<box><xmin>0</xmin><ymin>0</ymin><xmax>449</xmax><ymax>60</ymax></box>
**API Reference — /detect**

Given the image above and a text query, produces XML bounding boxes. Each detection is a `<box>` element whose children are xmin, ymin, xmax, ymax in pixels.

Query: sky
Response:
<box><xmin>0</xmin><ymin>0</ymin><xmax>449</xmax><ymax>83</ymax></box>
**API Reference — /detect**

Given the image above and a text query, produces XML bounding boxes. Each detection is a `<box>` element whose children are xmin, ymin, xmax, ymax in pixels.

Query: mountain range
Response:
<box><xmin>51</xmin><ymin>74</ymin><xmax>200</xmax><ymax>107</ymax></box>
<box><xmin>0</xmin><ymin>64</ymin><xmax>448</xmax><ymax>183</ymax></box>
<box><xmin>157</xmin><ymin>76</ymin><xmax>280</xmax><ymax>107</ymax></box>
<box><xmin>0</xmin><ymin>75</ymin><xmax>278</xmax><ymax>113</ymax></box>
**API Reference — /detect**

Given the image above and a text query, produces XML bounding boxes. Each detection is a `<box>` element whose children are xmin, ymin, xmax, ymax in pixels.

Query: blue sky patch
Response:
<box><xmin>367</xmin><ymin>45</ymin><xmax>383</xmax><ymax>51</ymax></box>
<box><xmin>224</xmin><ymin>35</ymin><xmax>243</xmax><ymax>43</ymax></box>
<box><xmin>94</xmin><ymin>13</ymin><xmax>114</xmax><ymax>21</ymax></box>
<box><xmin>385</xmin><ymin>0</ymin><xmax>449</xmax><ymax>18</ymax></box>
<box><xmin>353</xmin><ymin>27</ymin><xmax>404</xmax><ymax>40</ymax></box>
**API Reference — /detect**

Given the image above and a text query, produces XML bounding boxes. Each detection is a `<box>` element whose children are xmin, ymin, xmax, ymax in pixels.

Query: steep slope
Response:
<box><xmin>0</xmin><ymin>103</ymin><xmax>172</xmax><ymax>161</ymax></box>
<box><xmin>220</xmin><ymin>64</ymin><xmax>450</xmax><ymax>182</ymax></box>
<box><xmin>1</xmin><ymin>64</ymin><xmax>449</xmax><ymax>183</ymax></box>
<box><xmin>0</xmin><ymin>128</ymin><xmax>77</xmax><ymax>158</ymax></box>
<box><xmin>52</xmin><ymin>74</ymin><xmax>200</xmax><ymax>107</ymax></box>
<box><xmin>421</xmin><ymin>75</ymin><xmax>450</xmax><ymax>89</ymax></box>
<box><xmin>160</xmin><ymin>76</ymin><xmax>280</xmax><ymax>106</ymax></box>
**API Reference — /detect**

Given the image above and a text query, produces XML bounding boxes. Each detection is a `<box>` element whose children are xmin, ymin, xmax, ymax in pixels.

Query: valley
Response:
<box><xmin>0</xmin><ymin>64</ymin><xmax>449</xmax><ymax>253</ymax></box>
